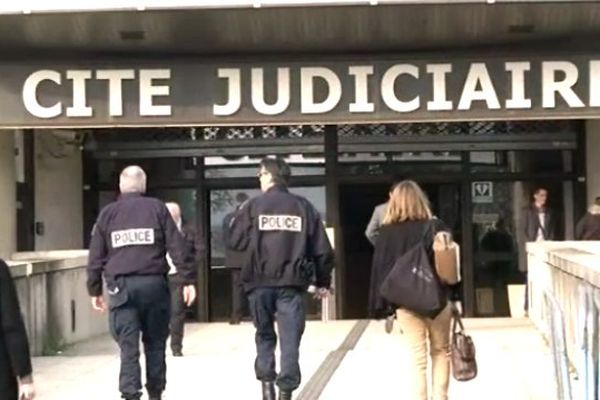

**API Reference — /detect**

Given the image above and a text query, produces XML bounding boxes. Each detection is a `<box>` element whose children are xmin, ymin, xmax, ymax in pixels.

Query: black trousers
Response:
<box><xmin>248</xmin><ymin>287</ymin><xmax>306</xmax><ymax>392</ymax></box>
<box><xmin>1</xmin><ymin>377</ymin><xmax>18</xmax><ymax>400</ymax></box>
<box><xmin>108</xmin><ymin>275</ymin><xmax>171</xmax><ymax>400</ymax></box>
<box><xmin>231</xmin><ymin>269</ymin><xmax>248</xmax><ymax>321</ymax></box>
<box><xmin>169</xmin><ymin>274</ymin><xmax>186</xmax><ymax>352</ymax></box>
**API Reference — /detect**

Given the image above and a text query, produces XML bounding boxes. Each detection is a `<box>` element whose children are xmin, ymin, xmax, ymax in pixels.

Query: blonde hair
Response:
<box><xmin>382</xmin><ymin>180</ymin><xmax>433</xmax><ymax>224</ymax></box>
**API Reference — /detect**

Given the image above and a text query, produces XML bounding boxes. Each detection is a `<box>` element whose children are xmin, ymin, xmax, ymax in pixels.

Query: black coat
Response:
<box><xmin>223</xmin><ymin>211</ymin><xmax>247</xmax><ymax>270</ymax></box>
<box><xmin>576</xmin><ymin>205</ymin><xmax>600</xmax><ymax>240</ymax></box>
<box><xmin>369</xmin><ymin>219</ymin><xmax>447</xmax><ymax>318</ymax></box>
<box><xmin>87</xmin><ymin>193</ymin><xmax>196</xmax><ymax>296</ymax></box>
<box><xmin>0</xmin><ymin>259</ymin><xmax>33</xmax><ymax>400</ymax></box>
<box><xmin>227</xmin><ymin>185</ymin><xmax>333</xmax><ymax>290</ymax></box>
<box><xmin>522</xmin><ymin>205</ymin><xmax>556</xmax><ymax>242</ymax></box>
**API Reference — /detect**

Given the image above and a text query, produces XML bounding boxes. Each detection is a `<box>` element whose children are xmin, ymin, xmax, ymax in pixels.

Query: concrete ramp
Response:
<box><xmin>32</xmin><ymin>318</ymin><xmax>554</xmax><ymax>399</ymax></box>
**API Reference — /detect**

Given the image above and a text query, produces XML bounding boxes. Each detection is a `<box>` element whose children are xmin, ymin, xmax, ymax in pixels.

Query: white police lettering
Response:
<box><xmin>258</xmin><ymin>215</ymin><xmax>302</xmax><ymax>232</ymax></box>
<box><xmin>111</xmin><ymin>228</ymin><xmax>155</xmax><ymax>248</ymax></box>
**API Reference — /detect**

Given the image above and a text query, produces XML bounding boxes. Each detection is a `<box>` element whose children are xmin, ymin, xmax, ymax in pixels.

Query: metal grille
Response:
<box><xmin>91</xmin><ymin>124</ymin><xmax>331</xmax><ymax>144</ymax></box>
<box><xmin>337</xmin><ymin>120</ymin><xmax>580</xmax><ymax>137</ymax></box>
<box><xmin>89</xmin><ymin>121</ymin><xmax>579</xmax><ymax>147</ymax></box>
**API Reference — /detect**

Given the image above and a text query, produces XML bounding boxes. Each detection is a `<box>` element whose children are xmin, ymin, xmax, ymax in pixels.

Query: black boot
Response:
<box><xmin>148</xmin><ymin>392</ymin><xmax>162</xmax><ymax>400</ymax></box>
<box><xmin>262</xmin><ymin>381</ymin><xmax>276</xmax><ymax>400</ymax></box>
<box><xmin>279</xmin><ymin>390</ymin><xmax>293</xmax><ymax>400</ymax></box>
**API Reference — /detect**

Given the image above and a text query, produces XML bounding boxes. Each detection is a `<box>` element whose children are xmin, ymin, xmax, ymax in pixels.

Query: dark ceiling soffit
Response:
<box><xmin>4</xmin><ymin>1</ymin><xmax>600</xmax><ymax>15</ymax></box>
<box><xmin>5</xmin><ymin>35</ymin><xmax>600</xmax><ymax>60</ymax></box>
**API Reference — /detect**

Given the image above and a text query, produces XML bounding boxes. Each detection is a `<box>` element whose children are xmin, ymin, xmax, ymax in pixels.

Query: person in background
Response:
<box><xmin>365</xmin><ymin>183</ymin><xmax>398</xmax><ymax>333</ymax></box>
<box><xmin>223</xmin><ymin>193</ymin><xmax>250</xmax><ymax>325</ymax></box>
<box><xmin>576</xmin><ymin>197</ymin><xmax>600</xmax><ymax>240</ymax></box>
<box><xmin>87</xmin><ymin>166</ymin><xmax>197</xmax><ymax>400</ymax></box>
<box><xmin>0</xmin><ymin>259</ymin><xmax>35</xmax><ymax>400</ymax></box>
<box><xmin>365</xmin><ymin>184</ymin><xmax>397</xmax><ymax>246</ymax></box>
<box><xmin>522</xmin><ymin>187</ymin><xmax>555</xmax><ymax>244</ymax></box>
<box><xmin>165</xmin><ymin>202</ymin><xmax>203</xmax><ymax>356</ymax></box>
<box><xmin>369</xmin><ymin>180</ymin><xmax>451</xmax><ymax>400</ymax></box>
<box><xmin>522</xmin><ymin>187</ymin><xmax>555</xmax><ymax>312</ymax></box>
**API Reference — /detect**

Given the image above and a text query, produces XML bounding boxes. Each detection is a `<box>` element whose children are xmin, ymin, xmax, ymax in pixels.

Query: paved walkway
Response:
<box><xmin>32</xmin><ymin>318</ymin><xmax>555</xmax><ymax>399</ymax></box>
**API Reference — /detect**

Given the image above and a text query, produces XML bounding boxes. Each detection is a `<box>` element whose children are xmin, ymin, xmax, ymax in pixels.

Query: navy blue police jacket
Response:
<box><xmin>227</xmin><ymin>185</ymin><xmax>333</xmax><ymax>291</ymax></box>
<box><xmin>87</xmin><ymin>193</ymin><xmax>196</xmax><ymax>296</ymax></box>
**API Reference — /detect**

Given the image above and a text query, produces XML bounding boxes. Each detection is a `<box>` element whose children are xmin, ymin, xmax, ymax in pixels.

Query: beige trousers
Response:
<box><xmin>396</xmin><ymin>303</ymin><xmax>452</xmax><ymax>400</ymax></box>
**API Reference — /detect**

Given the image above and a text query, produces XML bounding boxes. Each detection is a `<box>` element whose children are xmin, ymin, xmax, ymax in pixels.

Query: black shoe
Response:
<box><xmin>262</xmin><ymin>381</ymin><xmax>276</xmax><ymax>400</ymax></box>
<box><xmin>122</xmin><ymin>392</ymin><xmax>142</xmax><ymax>400</ymax></box>
<box><xmin>279</xmin><ymin>390</ymin><xmax>293</xmax><ymax>400</ymax></box>
<box><xmin>148</xmin><ymin>393</ymin><xmax>162</xmax><ymax>400</ymax></box>
<box><xmin>229</xmin><ymin>319</ymin><xmax>241</xmax><ymax>325</ymax></box>
<box><xmin>172</xmin><ymin>349</ymin><xmax>183</xmax><ymax>357</ymax></box>
<box><xmin>384</xmin><ymin>314</ymin><xmax>394</xmax><ymax>334</ymax></box>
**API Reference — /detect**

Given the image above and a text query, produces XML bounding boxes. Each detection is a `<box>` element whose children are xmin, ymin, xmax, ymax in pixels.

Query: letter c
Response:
<box><xmin>22</xmin><ymin>70</ymin><xmax>62</xmax><ymax>118</ymax></box>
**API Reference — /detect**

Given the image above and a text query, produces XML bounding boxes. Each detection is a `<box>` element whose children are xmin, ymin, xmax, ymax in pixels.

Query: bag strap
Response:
<box><xmin>451</xmin><ymin>303</ymin><xmax>465</xmax><ymax>335</ymax></box>
<box><xmin>421</xmin><ymin>219</ymin><xmax>435</xmax><ymax>247</ymax></box>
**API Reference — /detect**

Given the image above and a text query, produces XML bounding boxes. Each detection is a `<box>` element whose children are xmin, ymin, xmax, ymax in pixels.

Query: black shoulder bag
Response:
<box><xmin>379</xmin><ymin>221</ymin><xmax>446</xmax><ymax>318</ymax></box>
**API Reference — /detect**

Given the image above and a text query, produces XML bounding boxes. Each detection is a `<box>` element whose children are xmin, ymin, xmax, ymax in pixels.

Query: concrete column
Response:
<box><xmin>586</xmin><ymin>120</ymin><xmax>600</xmax><ymax>206</ymax></box>
<box><xmin>0</xmin><ymin>132</ymin><xmax>16</xmax><ymax>259</ymax></box>
<box><xmin>34</xmin><ymin>131</ymin><xmax>83</xmax><ymax>250</ymax></box>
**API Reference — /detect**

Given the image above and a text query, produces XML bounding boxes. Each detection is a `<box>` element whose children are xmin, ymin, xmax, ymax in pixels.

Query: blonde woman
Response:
<box><xmin>369</xmin><ymin>180</ymin><xmax>452</xmax><ymax>400</ymax></box>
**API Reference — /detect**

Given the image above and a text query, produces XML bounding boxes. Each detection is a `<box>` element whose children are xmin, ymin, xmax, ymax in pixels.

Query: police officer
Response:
<box><xmin>87</xmin><ymin>166</ymin><xmax>197</xmax><ymax>400</ymax></box>
<box><xmin>227</xmin><ymin>157</ymin><xmax>333</xmax><ymax>400</ymax></box>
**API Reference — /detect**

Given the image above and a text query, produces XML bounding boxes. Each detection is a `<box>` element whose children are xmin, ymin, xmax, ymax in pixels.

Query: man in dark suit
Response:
<box><xmin>0</xmin><ymin>259</ymin><xmax>35</xmax><ymax>400</ymax></box>
<box><xmin>522</xmin><ymin>187</ymin><xmax>556</xmax><ymax>245</ymax></box>
<box><xmin>223</xmin><ymin>193</ymin><xmax>250</xmax><ymax>325</ymax></box>
<box><xmin>521</xmin><ymin>187</ymin><xmax>556</xmax><ymax>312</ymax></box>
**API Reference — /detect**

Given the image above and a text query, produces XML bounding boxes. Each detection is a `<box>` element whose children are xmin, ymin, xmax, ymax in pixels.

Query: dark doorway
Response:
<box><xmin>339</xmin><ymin>182</ymin><xmax>462</xmax><ymax>319</ymax></box>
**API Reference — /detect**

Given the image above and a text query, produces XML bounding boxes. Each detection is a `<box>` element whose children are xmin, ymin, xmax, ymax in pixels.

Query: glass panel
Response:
<box><xmin>471</xmin><ymin>181</ymin><xmax>566</xmax><ymax>317</ymax></box>
<box><xmin>470</xmin><ymin>151</ymin><xmax>571</xmax><ymax>174</ymax></box>
<box><xmin>146</xmin><ymin>188</ymin><xmax>197</xmax><ymax>225</ymax></box>
<box><xmin>339</xmin><ymin>152</ymin><xmax>461</xmax><ymax>163</ymax></box>
<box><xmin>209</xmin><ymin>186</ymin><xmax>326</xmax><ymax>320</ymax></box>
<box><xmin>338</xmin><ymin>158</ymin><xmax>463</xmax><ymax>176</ymax></box>
<box><xmin>98</xmin><ymin>158</ymin><xmax>196</xmax><ymax>184</ymax></box>
<box><xmin>205</xmin><ymin>155</ymin><xmax>325</xmax><ymax>179</ymax></box>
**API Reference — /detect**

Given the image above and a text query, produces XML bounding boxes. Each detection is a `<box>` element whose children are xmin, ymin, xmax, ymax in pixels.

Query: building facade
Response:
<box><xmin>1</xmin><ymin>1</ymin><xmax>599</xmax><ymax>319</ymax></box>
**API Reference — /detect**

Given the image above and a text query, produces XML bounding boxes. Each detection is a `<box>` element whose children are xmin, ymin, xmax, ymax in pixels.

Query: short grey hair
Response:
<box><xmin>165</xmin><ymin>202</ymin><xmax>182</xmax><ymax>224</ymax></box>
<box><xmin>119</xmin><ymin>165</ymin><xmax>147</xmax><ymax>194</ymax></box>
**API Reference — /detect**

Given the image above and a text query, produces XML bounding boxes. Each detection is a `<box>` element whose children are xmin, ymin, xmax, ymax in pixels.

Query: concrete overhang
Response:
<box><xmin>1</xmin><ymin>1</ymin><xmax>600</xmax><ymax>57</ymax></box>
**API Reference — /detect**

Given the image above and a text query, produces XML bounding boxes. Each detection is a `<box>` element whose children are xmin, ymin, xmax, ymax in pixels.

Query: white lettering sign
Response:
<box><xmin>542</xmin><ymin>61</ymin><xmax>585</xmax><ymax>108</ymax></box>
<box><xmin>20</xmin><ymin>58</ymin><xmax>600</xmax><ymax>122</ymax></box>
<box><xmin>458</xmin><ymin>63</ymin><xmax>501</xmax><ymax>110</ymax></box>
<box><xmin>251</xmin><ymin>68</ymin><xmax>290</xmax><ymax>116</ymax></box>
<box><xmin>22</xmin><ymin>70</ymin><xmax>62</xmax><ymax>119</ymax></box>
<box><xmin>381</xmin><ymin>64</ymin><xmax>420</xmax><ymax>112</ymax></box>
<box><xmin>259</xmin><ymin>215</ymin><xmax>302</xmax><ymax>232</ymax></box>
<box><xmin>22</xmin><ymin>68</ymin><xmax>172</xmax><ymax>119</ymax></box>
<box><xmin>300</xmin><ymin>67</ymin><xmax>342</xmax><ymax>114</ymax></box>
<box><xmin>111</xmin><ymin>228</ymin><xmax>155</xmax><ymax>248</ymax></box>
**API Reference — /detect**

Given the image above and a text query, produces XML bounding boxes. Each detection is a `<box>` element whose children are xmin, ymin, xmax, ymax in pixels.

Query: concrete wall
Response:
<box><xmin>9</xmin><ymin>251</ymin><xmax>107</xmax><ymax>356</ymax></box>
<box><xmin>586</xmin><ymin>120</ymin><xmax>600</xmax><ymax>206</ymax></box>
<box><xmin>527</xmin><ymin>241</ymin><xmax>600</xmax><ymax>398</ymax></box>
<box><xmin>34</xmin><ymin>130</ymin><xmax>83</xmax><ymax>250</ymax></box>
<box><xmin>0</xmin><ymin>131</ymin><xmax>16</xmax><ymax>259</ymax></box>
